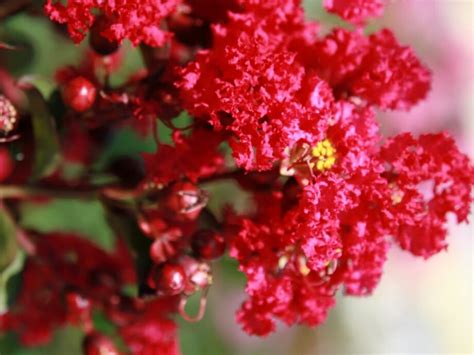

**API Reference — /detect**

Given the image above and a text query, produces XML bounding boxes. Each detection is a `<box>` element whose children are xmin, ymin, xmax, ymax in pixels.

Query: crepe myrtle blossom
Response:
<box><xmin>0</xmin><ymin>0</ymin><xmax>472</xmax><ymax>354</ymax></box>
<box><xmin>323</xmin><ymin>0</ymin><xmax>385</xmax><ymax>25</ymax></box>
<box><xmin>44</xmin><ymin>0</ymin><xmax>180</xmax><ymax>46</ymax></box>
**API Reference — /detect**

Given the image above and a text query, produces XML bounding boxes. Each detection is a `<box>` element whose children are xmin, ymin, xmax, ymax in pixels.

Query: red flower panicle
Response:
<box><xmin>351</xmin><ymin>30</ymin><xmax>432</xmax><ymax>111</ymax></box>
<box><xmin>120</xmin><ymin>299</ymin><xmax>180</xmax><ymax>355</ymax></box>
<box><xmin>311</xmin><ymin>28</ymin><xmax>431</xmax><ymax>110</ymax></box>
<box><xmin>228</xmin><ymin>98</ymin><xmax>472</xmax><ymax>335</ymax></box>
<box><xmin>44</xmin><ymin>0</ymin><xmax>180</xmax><ymax>46</ymax></box>
<box><xmin>1</xmin><ymin>0</ymin><xmax>473</xmax><ymax>353</ymax></box>
<box><xmin>179</xmin><ymin>0</ymin><xmax>332</xmax><ymax>170</ymax></box>
<box><xmin>381</xmin><ymin>133</ymin><xmax>474</xmax><ymax>258</ymax></box>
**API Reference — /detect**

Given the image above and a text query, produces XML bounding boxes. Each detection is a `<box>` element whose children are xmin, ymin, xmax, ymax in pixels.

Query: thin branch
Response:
<box><xmin>0</xmin><ymin>185</ymin><xmax>100</xmax><ymax>200</ymax></box>
<box><xmin>198</xmin><ymin>169</ymin><xmax>244</xmax><ymax>184</ymax></box>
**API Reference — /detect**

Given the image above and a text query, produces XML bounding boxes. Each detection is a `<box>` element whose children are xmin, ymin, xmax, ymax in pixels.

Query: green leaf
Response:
<box><xmin>93</xmin><ymin>128</ymin><xmax>156</xmax><ymax>170</ymax></box>
<box><xmin>0</xmin><ymin>13</ymin><xmax>86</xmax><ymax>79</ymax></box>
<box><xmin>19</xmin><ymin>199</ymin><xmax>116</xmax><ymax>251</ymax></box>
<box><xmin>0</xmin><ymin>208</ymin><xmax>19</xmax><ymax>272</ymax></box>
<box><xmin>103</xmin><ymin>205</ymin><xmax>151</xmax><ymax>283</ymax></box>
<box><xmin>178</xmin><ymin>289</ymin><xmax>232</xmax><ymax>355</ymax></box>
<box><xmin>91</xmin><ymin>310</ymin><xmax>128</xmax><ymax>352</ymax></box>
<box><xmin>92</xmin><ymin>310</ymin><xmax>118</xmax><ymax>335</ymax></box>
<box><xmin>0</xmin><ymin>251</ymin><xmax>25</xmax><ymax>314</ymax></box>
<box><xmin>0</xmin><ymin>325</ymin><xmax>83</xmax><ymax>355</ymax></box>
<box><xmin>24</xmin><ymin>87</ymin><xmax>61</xmax><ymax>180</ymax></box>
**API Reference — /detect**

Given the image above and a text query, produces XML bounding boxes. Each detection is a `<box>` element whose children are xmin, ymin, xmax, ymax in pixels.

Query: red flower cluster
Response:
<box><xmin>0</xmin><ymin>0</ymin><xmax>472</xmax><ymax>354</ymax></box>
<box><xmin>45</xmin><ymin>0</ymin><xmax>180</xmax><ymax>46</ymax></box>
<box><xmin>381</xmin><ymin>133</ymin><xmax>473</xmax><ymax>258</ymax></box>
<box><xmin>179</xmin><ymin>2</ymin><xmax>431</xmax><ymax>170</ymax></box>
<box><xmin>229</xmin><ymin>128</ymin><xmax>473</xmax><ymax>335</ymax></box>
<box><xmin>179</xmin><ymin>0</ymin><xmax>330</xmax><ymax>170</ymax></box>
<box><xmin>143</xmin><ymin>128</ymin><xmax>225</xmax><ymax>186</ymax></box>
<box><xmin>323</xmin><ymin>0</ymin><xmax>385</xmax><ymax>25</ymax></box>
<box><xmin>309</xmin><ymin>28</ymin><xmax>432</xmax><ymax>111</ymax></box>
<box><xmin>0</xmin><ymin>233</ymin><xmax>179</xmax><ymax>353</ymax></box>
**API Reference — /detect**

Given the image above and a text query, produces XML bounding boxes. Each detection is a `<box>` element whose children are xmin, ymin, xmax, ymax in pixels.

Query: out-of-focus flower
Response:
<box><xmin>310</xmin><ymin>28</ymin><xmax>431</xmax><ymax>111</ymax></box>
<box><xmin>323</xmin><ymin>0</ymin><xmax>385</xmax><ymax>25</ymax></box>
<box><xmin>381</xmin><ymin>133</ymin><xmax>474</xmax><ymax>258</ymax></box>
<box><xmin>120</xmin><ymin>299</ymin><xmax>180</xmax><ymax>355</ymax></box>
<box><xmin>379</xmin><ymin>1</ymin><xmax>473</xmax><ymax>138</ymax></box>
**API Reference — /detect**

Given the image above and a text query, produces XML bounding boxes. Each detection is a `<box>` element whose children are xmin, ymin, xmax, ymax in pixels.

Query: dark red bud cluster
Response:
<box><xmin>137</xmin><ymin>179</ymin><xmax>221</xmax><ymax>310</ymax></box>
<box><xmin>147</xmin><ymin>256</ymin><xmax>212</xmax><ymax>297</ymax></box>
<box><xmin>149</xmin><ymin>228</ymin><xmax>183</xmax><ymax>264</ymax></box>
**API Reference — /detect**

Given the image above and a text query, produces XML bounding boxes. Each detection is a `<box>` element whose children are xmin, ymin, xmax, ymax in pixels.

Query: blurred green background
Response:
<box><xmin>1</xmin><ymin>1</ymin><xmax>473</xmax><ymax>354</ymax></box>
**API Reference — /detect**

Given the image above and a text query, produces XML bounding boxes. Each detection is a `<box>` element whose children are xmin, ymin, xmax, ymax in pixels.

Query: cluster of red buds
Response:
<box><xmin>0</xmin><ymin>0</ymin><xmax>473</xmax><ymax>354</ymax></box>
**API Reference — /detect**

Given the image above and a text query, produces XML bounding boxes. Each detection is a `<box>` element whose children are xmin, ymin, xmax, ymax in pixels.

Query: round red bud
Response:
<box><xmin>66</xmin><ymin>292</ymin><xmax>91</xmax><ymax>324</ymax></box>
<box><xmin>152</xmin><ymin>263</ymin><xmax>186</xmax><ymax>296</ymax></box>
<box><xmin>179</xmin><ymin>256</ymin><xmax>213</xmax><ymax>295</ymax></box>
<box><xmin>191</xmin><ymin>230</ymin><xmax>226</xmax><ymax>260</ymax></box>
<box><xmin>89</xmin><ymin>16</ymin><xmax>119</xmax><ymax>56</ymax></box>
<box><xmin>83</xmin><ymin>332</ymin><xmax>120</xmax><ymax>355</ymax></box>
<box><xmin>62</xmin><ymin>76</ymin><xmax>97</xmax><ymax>112</ymax></box>
<box><xmin>164</xmin><ymin>181</ymin><xmax>207</xmax><ymax>222</ymax></box>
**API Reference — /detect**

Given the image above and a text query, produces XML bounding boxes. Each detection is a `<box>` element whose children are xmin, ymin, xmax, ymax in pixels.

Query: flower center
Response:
<box><xmin>310</xmin><ymin>139</ymin><xmax>336</xmax><ymax>171</ymax></box>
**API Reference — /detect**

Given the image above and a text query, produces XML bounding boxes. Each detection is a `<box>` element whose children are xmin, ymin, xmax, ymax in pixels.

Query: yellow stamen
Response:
<box><xmin>389</xmin><ymin>183</ymin><xmax>403</xmax><ymax>205</ymax></box>
<box><xmin>392</xmin><ymin>192</ymin><xmax>403</xmax><ymax>204</ymax></box>
<box><xmin>298</xmin><ymin>255</ymin><xmax>311</xmax><ymax>276</ymax></box>
<box><xmin>278</xmin><ymin>255</ymin><xmax>289</xmax><ymax>270</ymax></box>
<box><xmin>311</xmin><ymin>139</ymin><xmax>336</xmax><ymax>171</ymax></box>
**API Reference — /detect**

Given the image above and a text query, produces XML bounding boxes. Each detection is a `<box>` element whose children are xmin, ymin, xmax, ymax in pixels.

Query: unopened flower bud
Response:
<box><xmin>149</xmin><ymin>229</ymin><xmax>181</xmax><ymax>264</ymax></box>
<box><xmin>191</xmin><ymin>229</ymin><xmax>226</xmax><ymax>260</ymax></box>
<box><xmin>66</xmin><ymin>292</ymin><xmax>91</xmax><ymax>325</ymax></box>
<box><xmin>83</xmin><ymin>332</ymin><xmax>120</xmax><ymax>355</ymax></box>
<box><xmin>164</xmin><ymin>181</ymin><xmax>208</xmax><ymax>222</ymax></box>
<box><xmin>89</xmin><ymin>16</ymin><xmax>119</xmax><ymax>56</ymax></box>
<box><xmin>179</xmin><ymin>256</ymin><xmax>212</xmax><ymax>295</ymax></box>
<box><xmin>62</xmin><ymin>76</ymin><xmax>97</xmax><ymax>112</ymax></box>
<box><xmin>148</xmin><ymin>263</ymin><xmax>186</xmax><ymax>296</ymax></box>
